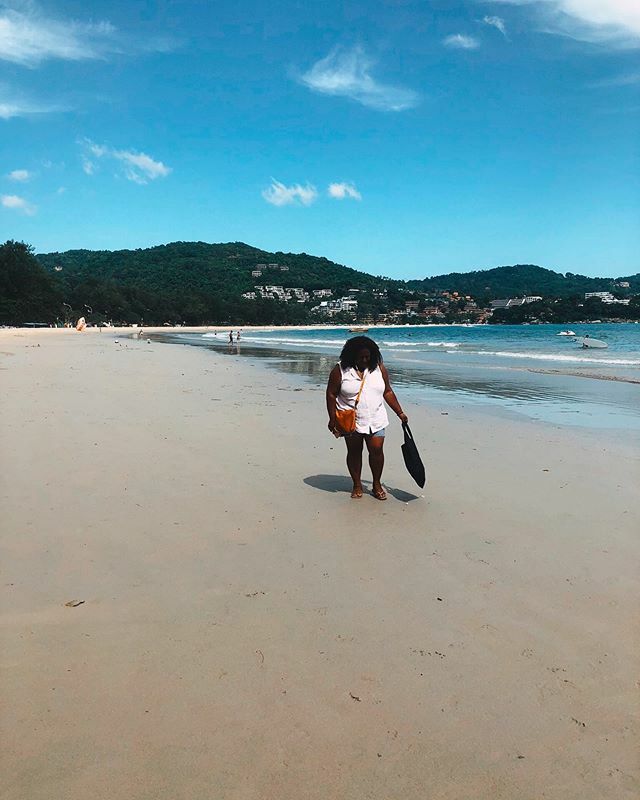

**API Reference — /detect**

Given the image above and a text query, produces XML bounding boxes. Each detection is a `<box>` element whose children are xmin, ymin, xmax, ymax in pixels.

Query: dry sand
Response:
<box><xmin>1</xmin><ymin>328</ymin><xmax>638</xmax><ymax>799</ymax></box>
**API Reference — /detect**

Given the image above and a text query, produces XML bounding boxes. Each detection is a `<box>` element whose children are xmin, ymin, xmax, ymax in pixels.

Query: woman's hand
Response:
<box><xmin>328</xmin><ymin>420</ymin><xmax>341</xmax><ymax>438</ymax></box>
<box><xmin>398</xmin><ymin>412</ymin><xmax>409</xmax><ymax>424</ymax></box>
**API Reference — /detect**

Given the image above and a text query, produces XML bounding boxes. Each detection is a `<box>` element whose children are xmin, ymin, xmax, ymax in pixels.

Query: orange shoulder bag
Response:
<box><xmin>334</xmin><ymin>372</ymin><xmax>366</xmax><ymax>435</ymax></box>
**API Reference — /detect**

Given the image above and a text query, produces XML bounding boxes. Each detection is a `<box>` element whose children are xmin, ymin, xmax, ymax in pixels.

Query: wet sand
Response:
<box><xmin>1</xmin><ymin>328</ymin><xmax>638</xmax><ymax>799</ymax></box>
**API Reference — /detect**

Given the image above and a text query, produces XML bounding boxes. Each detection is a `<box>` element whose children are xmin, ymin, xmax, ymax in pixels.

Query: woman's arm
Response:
<box><xmin>381</xmin><ymin>365</ymin><xmax>408</xmax><ymax>423</ymax></box>
<box><xmin>326</xmin><ymin>364</ymin><xmax>342</xmax><ymax>432</ymax></box>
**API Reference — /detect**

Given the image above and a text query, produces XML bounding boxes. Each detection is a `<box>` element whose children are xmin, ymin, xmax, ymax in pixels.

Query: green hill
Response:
<box><xmin>3</xmin><ymin>239</ymin><xmax>634</xmax><ymax>325</ymax></box>
<box><xmin>36</xmin><ymin>241</ymin><xmax>393</xmax><ymax>324</ymax></box>
<box><xmin>38</xmin><ymin>241</ymin><xmax>389</xmax><ymax>295</ymax></box>
<box><xmin>406</xmin><ymin>264</ymin><xmax>639</xmax><ymax>299</ymax></box>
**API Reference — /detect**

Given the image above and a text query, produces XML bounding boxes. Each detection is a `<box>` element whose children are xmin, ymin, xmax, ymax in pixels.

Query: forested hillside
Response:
<box><xmin>406</xmin><ymin>264</ymin><xmax>640</xmax><ymax>300</ymax></box>
<box><xmin>36</xmin><ymin>241</ymin><xmax>392</xmax><ymax>325</ymax></box>
<box><xmin>0</xmin><ymin>238</ymin><xmax>637</xmax><ymax>326</ymax></box>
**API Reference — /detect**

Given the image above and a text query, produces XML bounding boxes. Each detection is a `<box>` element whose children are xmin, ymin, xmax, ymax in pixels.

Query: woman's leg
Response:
<box><xmin>345</xmin><ymin>434</ymin><xmax>364</xmax><ymax>498</ymax></box>
<box><xmin>365</xmin><ymin>435</ymin><xmax>386</xmax><ymax>500</ymax></box>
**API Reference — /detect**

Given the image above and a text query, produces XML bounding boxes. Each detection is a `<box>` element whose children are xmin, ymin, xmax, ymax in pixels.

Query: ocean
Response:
<box><xmin>168</xmin><ymin>323</ymin><xmax>640</xmax><ymax>433</ymax></box>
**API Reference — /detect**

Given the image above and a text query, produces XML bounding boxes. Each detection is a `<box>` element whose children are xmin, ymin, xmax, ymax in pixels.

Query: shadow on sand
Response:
<box><xmin>303</xmin><ymin>474</ymin><xmax>421</xmax><ymax>502</ymax></box>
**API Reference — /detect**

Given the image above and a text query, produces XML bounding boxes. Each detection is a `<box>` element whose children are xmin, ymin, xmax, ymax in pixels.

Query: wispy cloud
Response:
<box><xmin>0</xmin><ymin>88</ymin><xmax>61</xmax><ymax>119</ymax></box>
<box><xmin>262</xmin><ymin>179</ymin><xmax>318</xmax><ymax>207</ymax></box>
<box><xmin>443</xmin><ymin>34</ymin><xmax>480</xmax><ymax>49</ymax></box>
<box><xmin>328</xmin><ymin>182</ymin><xmax>362</xmax><ymax>200</ymax></box>
<box><xmin>298</xmin><ymin>45</ymin><xmax>419</xmax><ymax>112</ymax></box>
<box><xmin>79</xmin><ymin>139</ymin><xmax>172</xmax><ymax>184</ymax></box>
<box><xmin>0</xmin><ymin>5</ymin><xmax>116</xmax><ymax>66</ymax></box>
<box><xmin>112</xmin><ymin>149</ymin><xmax>171</xmax><ymax>184</ymax></box>
<box><xmin>490</xmin><ymin>1</ymin><xmax>640</xmax><ymax>47</ymax></box>
<box><xmin>0</xmin><ymin>2</ymin><xmax>175</xmax><ymax>67</ymax></box>
<box><xmin>7</xmin><ymin>168</ymin><xmax>31</xmax><ymax>181</ymax></box>
<box><xmin>589</xmin><ymin>71</ymin><xmax>640</xmax><ymax>88</ymax></box>
<box><xmin>1</xmin><ymin>193</ymin><xmax>36</xmax><ymax>215</ymax></box>
<box><xmin>81</xmin><ymin>157</ymin><xmax>95</xmax><ymax>175</ymax></box>
<box><xmin>482</xmin><ymin>15</ymin><xmax>508</xmax><ymax>37</ymax></box>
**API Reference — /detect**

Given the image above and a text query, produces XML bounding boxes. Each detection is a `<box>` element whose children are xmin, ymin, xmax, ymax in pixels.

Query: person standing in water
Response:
<box><xmin>326</xmin><ymin>336</ymin><xmax>407</xmax><ymax>501</ymax></box>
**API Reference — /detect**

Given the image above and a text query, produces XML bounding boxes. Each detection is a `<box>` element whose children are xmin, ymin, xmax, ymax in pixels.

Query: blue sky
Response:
<box><xmin>1</xmin><ymin>0</ymin><xmax>638</xmax><ymax>279</ymax></box>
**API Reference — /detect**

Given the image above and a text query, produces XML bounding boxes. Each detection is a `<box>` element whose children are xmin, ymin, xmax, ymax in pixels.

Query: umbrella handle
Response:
<box><xmin>402</xmin><ymin>421</ymin><xmax>414</xmax><ymax>441</ymax></box>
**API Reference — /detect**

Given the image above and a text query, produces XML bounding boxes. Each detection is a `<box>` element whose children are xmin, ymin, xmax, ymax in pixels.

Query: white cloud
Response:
<box><xmin>0</xmin><ymin>5</ymin><xmax>116</xmax><ymax>66</ymax></box>
<box><xmin>0</xmin><ymin>92</ymin><xmax>59</xmax><ymax>118</ymax></box>
<box><xmin>328</xmin><ymin>182</ymin><xmax>362</xmax><ymax>200</ymax></box>
<box><xmin>82</xmin><ymin>157</ymin><xmax>96</xmax><ymax>175</ymax></box>
<box><xmin>299</xmin><ymin>45</ymin><xmax>419</xmax><ymax>112</ymax></box>
<box><xmin>262</xmin><ymin>179</ymin><xmax>318</xmax><ymax>207</ymax></box>
<box><xmin>443</xmin><ymin>34</ymin><xmax>481</xmax><ymax>49</ymax></box>
<box><xmin>0</xmin><ymin>101</ymin><xmax>25</xmax><ymax>118</ymax></box>
<box><xmin>79</xmin><ymin>139</ymin><xmax>171</xmax><ymax>184</ymax></box>
<box><xmin>0</xmin><ymin>3</ymin><xmax>175</xmax><ymax>67</ymax></box>
<box><xmin>482</xmin><ymin>15</ymin><xmax>508</xmax><ymax>36</ymax></box>
<box><xmin>1</xmin><ymin>193</ymin><xmax>36</xmax><ymax>215</ymax></box>
<box><xmin>112</xmin><ymin>149</ymin><xmax>171</xmax><ymax>184</ymax></box>
<box><xmin>8</xmin><ymin>168</ymin><xmax>31</xmax><ymax>181</ymax></box>
<box><xmin>88</xmin><ymin>142</ymin><xmax>108</xmax><ymax>157</ymax></box>
<box><xmin>490</xmin><ymin>1</ymin><xmax>640</xmax><ymax>47</ymax></box>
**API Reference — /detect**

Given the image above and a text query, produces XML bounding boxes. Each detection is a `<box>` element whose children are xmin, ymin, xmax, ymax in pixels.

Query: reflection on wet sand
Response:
<box><xmin>157</xmin><ymin>333</ymin><xmax>640</xmax><ymax>430</ymax></box>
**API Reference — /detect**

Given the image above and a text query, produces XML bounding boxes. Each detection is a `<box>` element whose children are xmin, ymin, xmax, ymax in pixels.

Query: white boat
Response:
<box><xmin>557</xmin><ymin>330</ymin><xmax>576</xmax><ymax>336</ymax></box>
<box><xmin>576</xmin><ymin>336</ymin><xmax>608</xmax><ymax>349</ymax></box>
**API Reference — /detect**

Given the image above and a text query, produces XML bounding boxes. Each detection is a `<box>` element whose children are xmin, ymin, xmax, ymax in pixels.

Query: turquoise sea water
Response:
<box><xmin>170</xmin><ymin>323</ymin><xmax>640</xmax><ymax>433</ymax></box>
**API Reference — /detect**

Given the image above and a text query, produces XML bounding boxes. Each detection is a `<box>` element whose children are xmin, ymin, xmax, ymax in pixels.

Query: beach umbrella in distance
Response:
<box><xmin>401</xmin><ymin>422</ymin><xmax>426</xmax><ymax>488</ymax></box>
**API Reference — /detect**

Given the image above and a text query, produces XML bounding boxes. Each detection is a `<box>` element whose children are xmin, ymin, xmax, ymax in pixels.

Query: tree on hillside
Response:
<box><xmin>0</xmin><ymin>240</ymin><xmax>62</xmax><ymax>325</ymax></box>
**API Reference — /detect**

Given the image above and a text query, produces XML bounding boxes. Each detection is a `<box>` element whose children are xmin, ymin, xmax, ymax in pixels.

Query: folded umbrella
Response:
<box><xmin>401</xmin><ymin>422</ymin><xmax>426</xmax><ymax>488</ymax></box>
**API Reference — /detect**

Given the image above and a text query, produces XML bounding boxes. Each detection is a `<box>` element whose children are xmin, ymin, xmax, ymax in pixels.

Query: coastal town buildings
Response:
<box><xmin>491</xmin><ymin>296</ymin><xmax>542</xmax><ymax>309</ymax></box>
<box><xmin>584</xmin><ymin>292</ymin><xmax>629</xmax><ymax>304</ymax></box>
<box><xmin>311</xmin><ymin>297</ymin><xmax>359</xmax><ymax>315</ymax></box>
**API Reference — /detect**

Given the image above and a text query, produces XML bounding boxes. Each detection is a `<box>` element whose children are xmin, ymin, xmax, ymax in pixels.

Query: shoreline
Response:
<box><xmin>1</xmin><ymin>327</ymin><xmax>639</xmax><ymax>799</ymax></box>
<box><xmin>5</xmin><ymin>327</ymin><xmax>639</xmax><ymax>433</ymax></box>
<box><xmin>160</xmin><ymin>328</ymin><xmax>640</xmax><ymax>438</ymax></box>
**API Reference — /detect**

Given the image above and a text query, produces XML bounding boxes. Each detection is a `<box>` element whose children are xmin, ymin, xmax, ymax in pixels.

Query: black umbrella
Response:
<box><xmin>401</xmin><ymin>422</ymin><xmax>426</xmax><ymax>488</ymax></box>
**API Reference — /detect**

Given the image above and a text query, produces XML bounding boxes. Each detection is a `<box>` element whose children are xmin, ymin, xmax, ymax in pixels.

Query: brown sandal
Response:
<box><xmin>372</xmin><ymin>487</ymin><xmax>387</xmax><ymax>501</ymax></box>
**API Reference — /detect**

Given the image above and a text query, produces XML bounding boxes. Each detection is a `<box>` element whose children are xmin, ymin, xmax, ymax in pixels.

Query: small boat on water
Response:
<box><xmin>576</xmin><ymin>336</ymin><xmax>608</xmax><ymax>349</ymax></box>
<box><xmin>349</xmin><ymin>327</ymin><xmax>369</xmax><ymax>333</ymax></box>
<box><xmin>557</xmin><ymin>330</ymin><xmax>576</xmax><ymax>336</ymax></box>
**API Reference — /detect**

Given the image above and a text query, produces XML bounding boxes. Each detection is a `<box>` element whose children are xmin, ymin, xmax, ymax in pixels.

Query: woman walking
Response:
<box><xmin>326</xmin><ymin>336</ymin><xmax>408</xmax><ymax>500</ymax></box>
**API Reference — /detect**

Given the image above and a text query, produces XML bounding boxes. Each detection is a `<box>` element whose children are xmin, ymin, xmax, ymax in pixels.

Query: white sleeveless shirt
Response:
<box><xmin>336</xmin><ymin>365</ymin><xmax>389</xmax><ymax>434</ymax></box>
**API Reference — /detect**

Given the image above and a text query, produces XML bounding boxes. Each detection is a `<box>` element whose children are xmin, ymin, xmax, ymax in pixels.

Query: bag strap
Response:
<box><xmin>402</xmin><ymin>421</ymin><xmax>413</xmax><ymax>440</ymax></box>
<box><xmin>354</xmin><ymin>372</ymin><xmax>366</xmax><ymax>408</ymax></box>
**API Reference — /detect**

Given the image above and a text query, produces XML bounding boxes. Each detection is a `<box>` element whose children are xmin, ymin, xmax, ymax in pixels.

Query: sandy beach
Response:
<box><xmin>1</xmin><ymin>327</ymin><xmax>638</xmax><ymax>799</ymax></box>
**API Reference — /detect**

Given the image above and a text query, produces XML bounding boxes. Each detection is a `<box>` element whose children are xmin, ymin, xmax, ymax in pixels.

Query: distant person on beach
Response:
<box><xmin>326</xmin><ymin>336</ymin><xmax>408</xmax><ymax>501</ymax></box>
<box><xmin>236</xmin><ymin>330</ymin><xmax>241</xmax><ymax>341</ymax></box>
<box><xmin>229</xmin><ymin>330</ymin><xmax>233</xmax><ymax>343</ymax></box>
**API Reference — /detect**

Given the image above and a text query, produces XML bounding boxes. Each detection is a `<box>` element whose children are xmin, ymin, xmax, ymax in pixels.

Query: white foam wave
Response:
<box><xmin>202</xmin><ymin>333</ymin><xmax>345</xmax><ymax>346</ymax></box>
<box><xmin>478</xmin><ymin>350</ymin><xmax>640</xmax><ymax>366</ymax></box>
<box><xmin>381</xmin><ymin>340</ymin><xmax>460</xmax><ymax>348</ymax></box>
<box><xmin>249</xmin><ymin>337</ymin><xmax>347</xmax><ymax>346</ymax></box>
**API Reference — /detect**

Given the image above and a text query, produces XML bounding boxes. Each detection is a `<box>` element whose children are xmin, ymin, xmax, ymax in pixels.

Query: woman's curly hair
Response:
<box><xmin>339</xmin><ymin>336</ymin><xmax>383</xmax><ymax>371</ymax></box>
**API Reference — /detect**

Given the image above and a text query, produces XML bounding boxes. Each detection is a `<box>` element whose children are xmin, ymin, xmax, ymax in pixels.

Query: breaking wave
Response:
<box><xmin>475</xmin><ymin>351</ymin><xmax>640</xmax><ymax>366</ymax></box>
